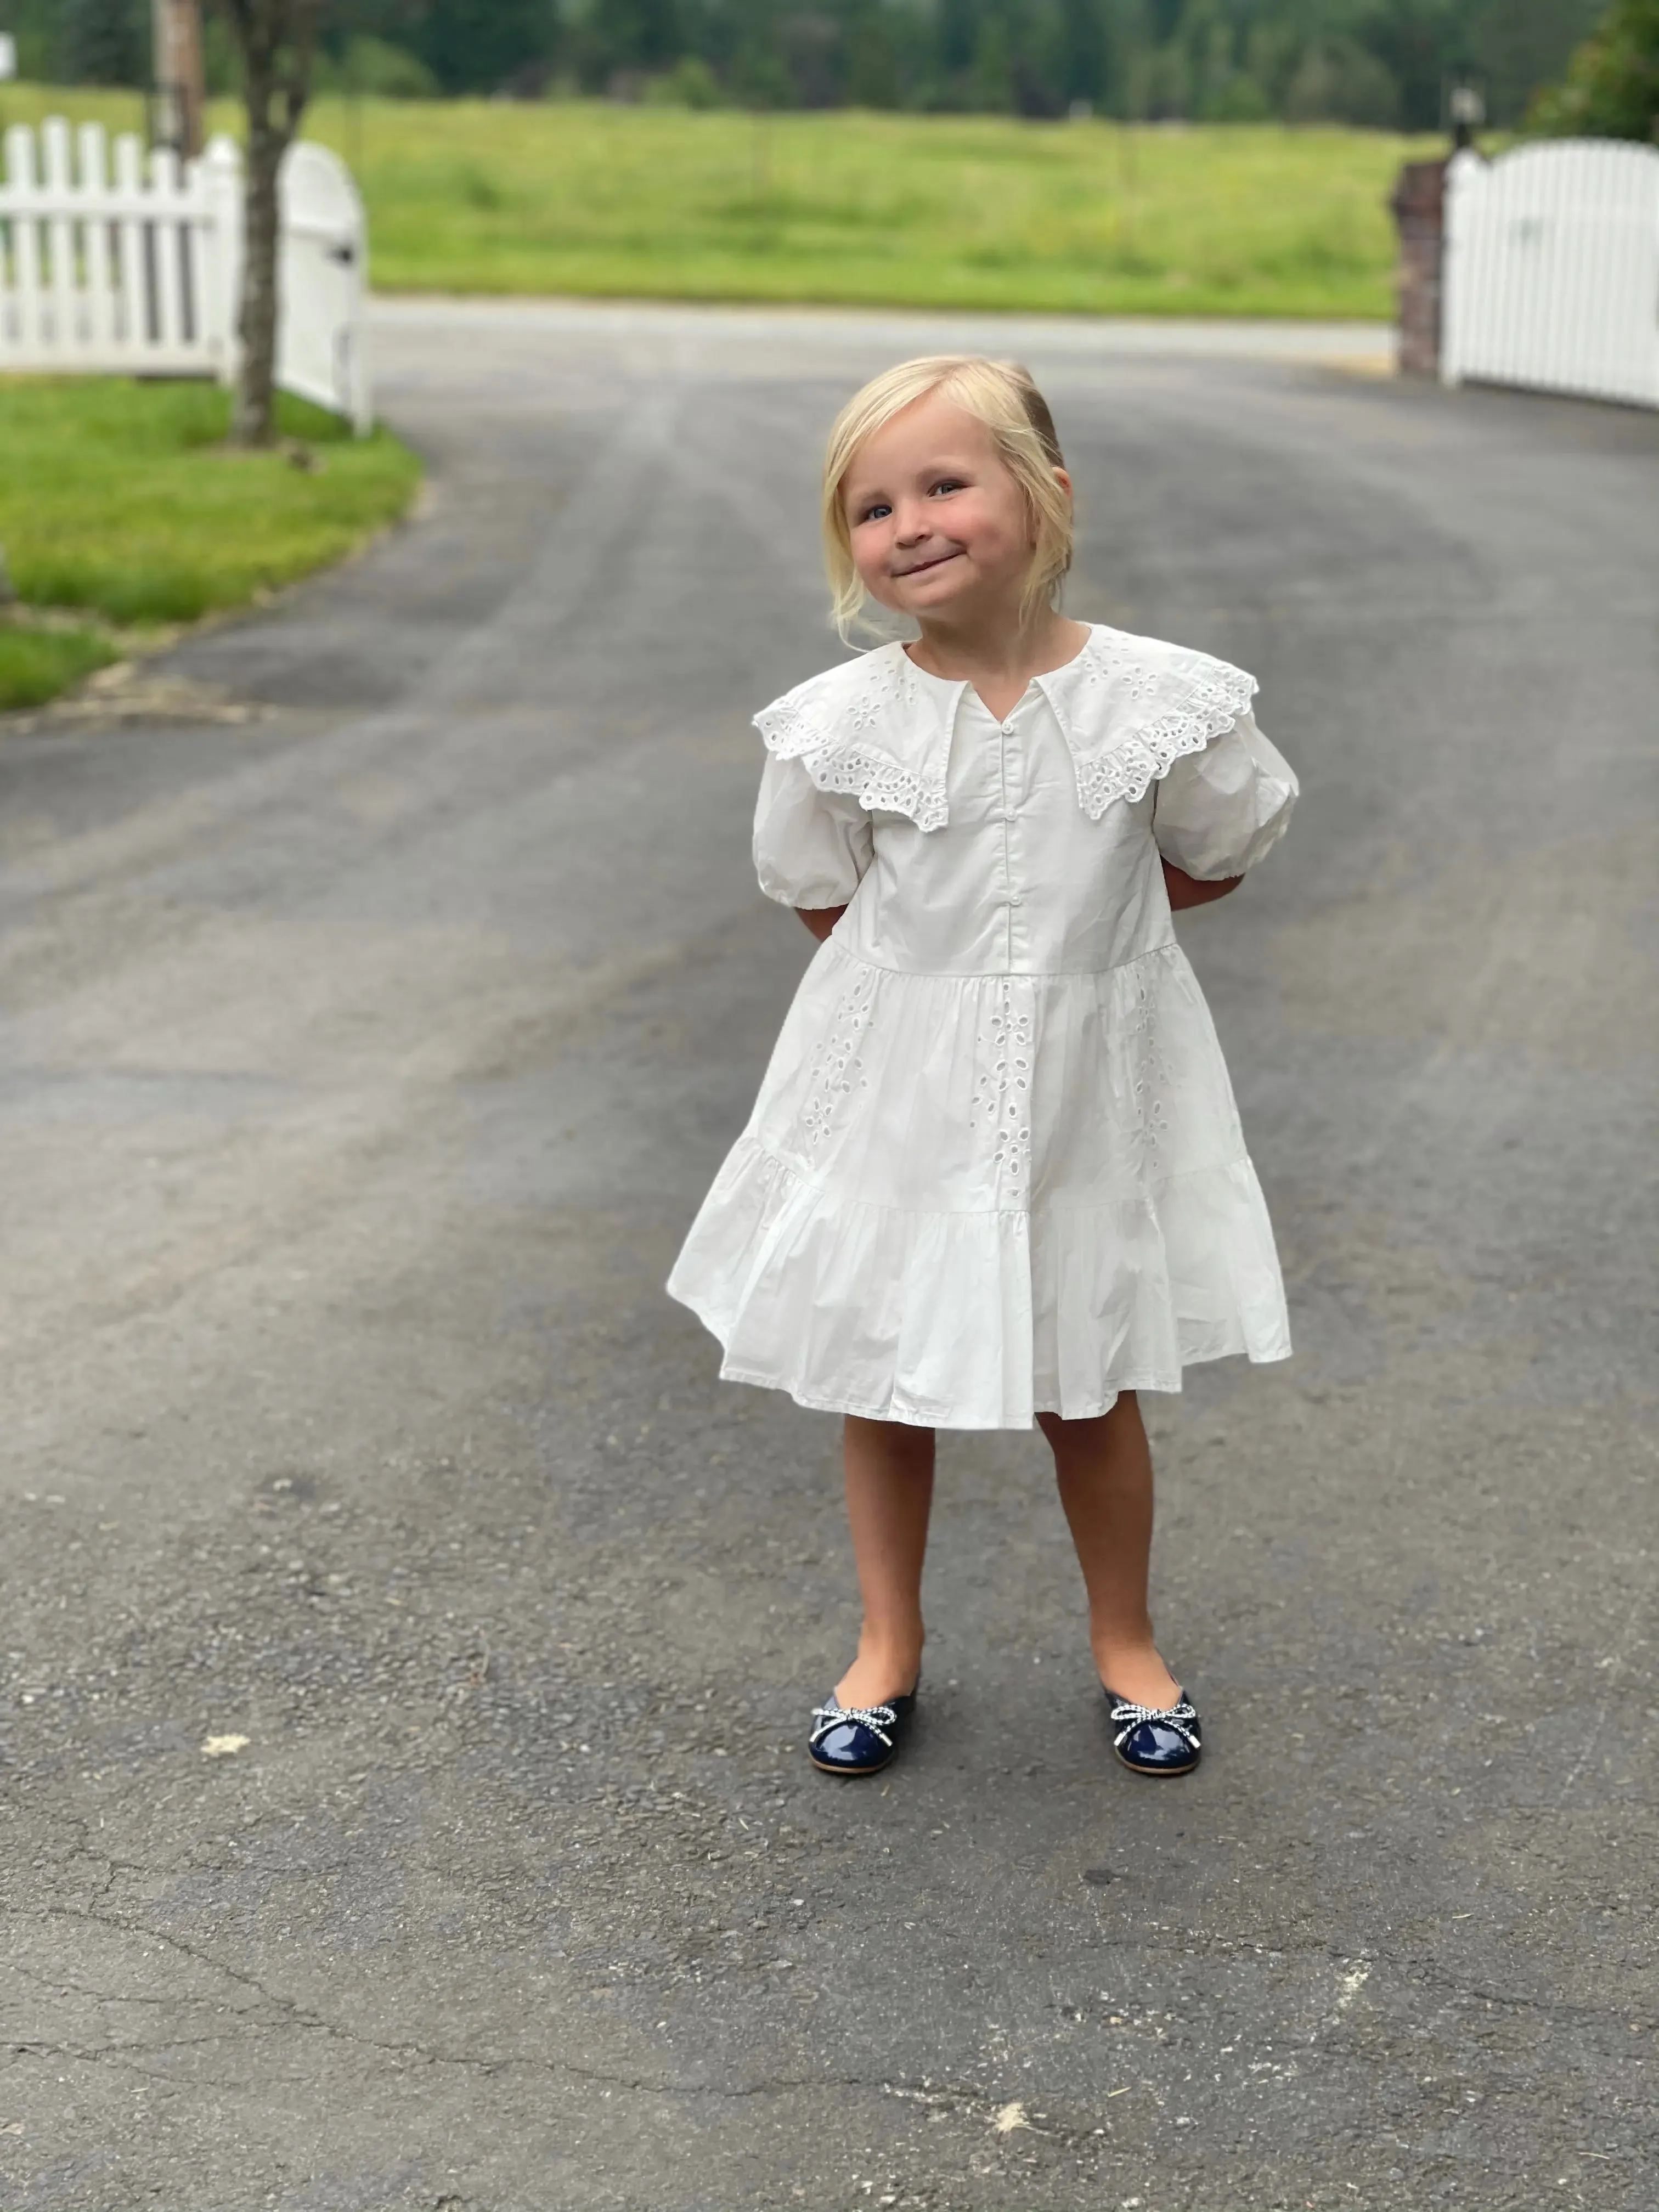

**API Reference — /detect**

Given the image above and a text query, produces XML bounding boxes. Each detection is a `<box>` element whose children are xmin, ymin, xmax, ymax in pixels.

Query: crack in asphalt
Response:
<box><xmin>9</xmin><ymin>1892</ymin><xmax>1644</xmax><ymax>2103</ymax></box>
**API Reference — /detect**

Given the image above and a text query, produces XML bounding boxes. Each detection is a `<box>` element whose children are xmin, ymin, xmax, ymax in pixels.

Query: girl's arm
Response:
<box><xmin>754</xmin><ymin>755</ymin><xmax>870</xmax><ymax>928</ymax></box>
<box><xmin>1153</xmin><ymin>712</ymin><xmax>1296</xmax><ymax>901</ymax></box>
<box><xmin>1163</xmin><ymin>861</ymin><xmax>1241</xmax><ymax>911</ymax></box>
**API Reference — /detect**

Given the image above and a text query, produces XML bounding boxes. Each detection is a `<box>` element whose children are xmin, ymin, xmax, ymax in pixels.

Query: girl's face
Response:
<box><xmin>841</xmin><ymin>391</ymin><xmax>1065</xmax><ymax>629</ymax></box>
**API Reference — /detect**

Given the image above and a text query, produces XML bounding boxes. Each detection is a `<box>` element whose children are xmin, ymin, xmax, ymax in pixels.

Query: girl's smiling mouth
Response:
<box><xmin>894</xmin><ymin>550</ymin><xmax>962</xmax><ymax>578</ymax></box>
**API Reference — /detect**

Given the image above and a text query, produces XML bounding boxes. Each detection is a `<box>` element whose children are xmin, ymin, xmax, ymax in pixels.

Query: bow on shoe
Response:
<box><xmin>810</xmin><ymin>1699</ymin><xmax>897</xmax><ymax>1750</ymax></box>
<box><xmin>1108</xmin><ymin>1695</ymin><xmax>1201</xmax><ymax>1754</ymax></box>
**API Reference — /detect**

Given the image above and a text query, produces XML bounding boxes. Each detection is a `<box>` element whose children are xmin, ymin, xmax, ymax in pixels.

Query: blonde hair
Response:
<box><xmin>821</xmin><ymin>355</ymin><xmax>1073</xmax><ymax>639</ymax></box>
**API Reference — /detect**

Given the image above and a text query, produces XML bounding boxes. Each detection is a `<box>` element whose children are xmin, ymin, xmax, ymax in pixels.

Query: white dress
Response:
<box><xmin>667</xmin><ymin>623</ymin><xmax>1298</xmax><ymax>1430</ymax></box>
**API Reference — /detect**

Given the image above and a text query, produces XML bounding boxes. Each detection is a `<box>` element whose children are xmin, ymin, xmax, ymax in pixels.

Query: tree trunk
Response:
<box><xmin>151</xmin><ymin>0</ymin><xmax>206</xmax><ymax>160</ymax></box>
<box><xmin>221</xmin><ymin>0</ymin><xmax>317</xmax><ymax>450</ymax></box>
<box><xmin>233</xmin><ymin>91</ymin><xmax>283</xmax><ymax>446</ymax></box>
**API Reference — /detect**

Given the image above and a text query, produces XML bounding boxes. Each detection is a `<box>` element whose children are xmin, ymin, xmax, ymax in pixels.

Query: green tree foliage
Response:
<box><xmin>1</xmin><ymin>0</ymin><xmax>60</xmax><ymax>80</ymax></box>
<box><xmin>403</xmin><ymin>0</ymin><xmax>555</xmax><ymax>95</ymax></box>
<box><xmin>7</xmin><ymin>0</ymin><xmax>1611</xmax><ymax>129</ymax></box>
<box><xmin>1528</xmin><ymin>0</ymin><xmax>1659</xmax><ymax>136</ymax></box>
<box><xmin>543</xmin><ymin>1</ymin><xmax>1603</xmax><ymax>125</ymax></box>
<box><xmin>56</xmin><ymin>0</ymin><xmax>146</xmax><ymax>87</ymax></box>
<box><xmin>314</xmin><ymin>32</ymin><xmax>439</xmax><ymax>96</ymax></box>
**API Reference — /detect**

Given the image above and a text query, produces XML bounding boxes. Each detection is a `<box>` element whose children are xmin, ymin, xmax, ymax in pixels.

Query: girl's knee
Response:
<box><xmin>845</xmin><ymin>1413</ymin><xmax>935</xmax><ymax>1464</ymax></box>
<box><xmin>1039</xmin><ymin>1393</ymin><xmax>1142</xmax><ymax>1455</ymax></box>
<box><xmin>1040</xmin><ymin>1398</ymin><xmax>1141</xmax><ymax>1469</ymax></box>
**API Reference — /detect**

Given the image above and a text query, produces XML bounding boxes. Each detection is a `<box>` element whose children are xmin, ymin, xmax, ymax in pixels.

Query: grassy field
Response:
<box><xmin>7</xmin><ymin>84</ymin><xmax>1436</xmax><ymax>319</ymax></box>
<box><xmin>0</xmin><ymin>379</ymin><xmax>421</xmax><ymax>710</ymax></box>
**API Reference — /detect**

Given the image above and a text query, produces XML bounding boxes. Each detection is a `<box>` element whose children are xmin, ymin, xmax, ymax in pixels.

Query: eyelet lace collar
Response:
<box><xmin>753</xmin><ymin>644</ymin><xmax>960</xmax><ymax>831</ymax></box>
<box><xmin>753</xmin><ymin>627</ymin><xmax>1257</xmax><ymax>831</ymax></box>
<box><xmin>1036</xmin><ymin>627</ymin><xmax>1259</xmax><ymax>821</ymax></box>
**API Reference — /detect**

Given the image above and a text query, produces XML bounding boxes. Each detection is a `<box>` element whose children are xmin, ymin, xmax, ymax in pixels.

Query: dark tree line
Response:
<box><xmin>386</xmin><ymin>0</ymin><xmax>1608</xmax><ymax>127</ymax></box>
<box><xmin>1528</xmin><ymin>0</ymin><xmax>1658</xmax><ymax>134</ymax></box>
<box><xmin>14</xmin><ymin>0</ymin><xmax>1642</xmax><ymax>133</ymax></box>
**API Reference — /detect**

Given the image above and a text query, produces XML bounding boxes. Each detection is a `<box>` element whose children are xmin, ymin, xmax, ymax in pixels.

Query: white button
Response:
<box><xmin>1008</xmin><ymin>891</ymin><xmax>1024</xmax><ymax>907</ymax></box>
<box><xmin>1002</xmin><ymin>722</ymin><xmax>1014</xmax><ymax>736</ymax></box>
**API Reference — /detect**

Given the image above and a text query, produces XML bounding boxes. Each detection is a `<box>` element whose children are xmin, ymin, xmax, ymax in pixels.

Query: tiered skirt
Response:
<box><xmin>668</xmin><ymin>937</ymin><xmax>1290</xmax><ymax>1429</ymax></box>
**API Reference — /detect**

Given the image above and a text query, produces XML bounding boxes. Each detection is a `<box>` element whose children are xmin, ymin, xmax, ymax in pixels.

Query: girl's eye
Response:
<box><xmin>857</xmin><ymin>501</ymin><xmax>891</xmax><ymax>524</ymax></box>
<box><xmin>930</xmin><ymin>478</ymin><xmax>964</xmax><ymax>496</ymax></box>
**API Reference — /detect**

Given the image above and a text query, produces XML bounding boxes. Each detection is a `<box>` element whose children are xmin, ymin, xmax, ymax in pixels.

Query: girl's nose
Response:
<box><xmin>894</xmin><ymin>504</ymin><xmax>930</xmax><ymax>545</ymax></box>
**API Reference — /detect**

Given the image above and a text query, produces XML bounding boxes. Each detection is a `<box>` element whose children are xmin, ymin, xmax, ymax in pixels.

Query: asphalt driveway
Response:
<box><xmin>1</xmin><ymin>300</ymin><xmax>1655</xmax><ymax>2211</ymax></box>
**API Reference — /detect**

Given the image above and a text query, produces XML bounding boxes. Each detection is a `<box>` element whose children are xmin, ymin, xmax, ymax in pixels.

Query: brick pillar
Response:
<box><xmin>1389</xmin><ymin>157</ymin><xmax>1449</xmax><ymax>379</ymax></box>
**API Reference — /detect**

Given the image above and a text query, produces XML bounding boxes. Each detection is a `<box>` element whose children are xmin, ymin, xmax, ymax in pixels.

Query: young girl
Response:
<box><xmin>668</xmin><ymin>356</ymin><xmax>1296</xmax><ymax>1780</ymax></box>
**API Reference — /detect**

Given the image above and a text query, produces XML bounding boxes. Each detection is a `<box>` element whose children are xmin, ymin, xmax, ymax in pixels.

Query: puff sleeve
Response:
<box><xmin>752</xmin><ymin>751</ymin><xmax>875</xmax><ymax>909</ymax></box>
<box><xmin>1152</xmin><ymin>710</ymin><xmax>1298</xmax><ymax>881</ymax></box>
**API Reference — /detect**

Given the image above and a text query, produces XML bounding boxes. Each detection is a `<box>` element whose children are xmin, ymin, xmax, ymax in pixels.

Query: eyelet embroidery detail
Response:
<box><xmin>1126</xmin><ymin>957</ymin><xmax>1173</xmax><ymax>1166</ymax></box>
<box><xmin>756</xmin><ymin>649</ymin><xmax>950</xmax><ymax>831</ymax></box>
<box><xmin>754</xmin><ymin>627</ymin><xmax>1257</xmax><ymax>833</ymax></box>
<box><xmin>798</xmin><ymin>962</ymin><xmax>878</xmax><ymax>1155</ymax></box>
<box><xmin>1057</xmin><ymin>630</ymin><xmax>1259</xmax><ymax>821</ymax></box>
<box><xmin>969</xmin><ymin>985</ymin><xmax>1034</xmax><ymax>1193</ymax></box>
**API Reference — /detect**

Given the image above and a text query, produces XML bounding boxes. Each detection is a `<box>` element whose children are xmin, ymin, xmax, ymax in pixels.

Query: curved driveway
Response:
<box><xmin>1</xmin><ymin>301</ymin><xmax>1655</xmax><ymax>2211</ymax></box>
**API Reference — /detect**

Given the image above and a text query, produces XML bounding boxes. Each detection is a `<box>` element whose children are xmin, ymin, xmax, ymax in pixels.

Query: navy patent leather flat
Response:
<box><xmin>1104</xmin><ymin>1685</ymin><xmax>1203</xmax><ymax>1776</ymax></box>
<box><xmin>808</xmin><ymin>1684</ymin><xmax>918</xmax><ymax>1776</ymax></box>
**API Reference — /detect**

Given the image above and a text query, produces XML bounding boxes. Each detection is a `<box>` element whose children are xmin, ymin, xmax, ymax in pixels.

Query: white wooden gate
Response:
<box><xmin>1442</xmin><ymin>139</ymin><xmax>1659</xmax><ymax>410</ymax></box>
<box><xmin>274</xmin><ymin>143</ymin><xmax>371</xmax><ymax>432</ymax></box>
<box><xmin>0</xmin><ymin>116</ymin><xmax>371</xmax><ymax>431</ymax></box>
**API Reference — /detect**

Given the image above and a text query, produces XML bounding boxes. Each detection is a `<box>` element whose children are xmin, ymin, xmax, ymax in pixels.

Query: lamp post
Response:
<box><xmin>1448</xmin><ymin>80</ymin><xmax>1485</xmax><ymax>154</ymax></box>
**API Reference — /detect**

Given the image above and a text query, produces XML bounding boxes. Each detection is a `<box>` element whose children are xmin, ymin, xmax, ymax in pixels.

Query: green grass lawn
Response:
<box><xmin>0</xmin><ymin>625</ymin><xmax>122</xmax><ymax>713</ymax></box>
<box><xmin>9</xmin><ymin>84</ymin><xmax>1437</xmax><ymax>319</ymax></box>
<box><xmin>0</xmin><ymin>379</ymin><xmax>421</xmax><ymax>711</ymax></box>
<box><xmin>1</xmin><ymin>91</ymin><xmax>1419</xmax><ymax>707</ymax></box>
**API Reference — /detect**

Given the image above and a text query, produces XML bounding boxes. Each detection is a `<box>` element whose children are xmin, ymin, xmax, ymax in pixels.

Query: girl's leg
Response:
<box><xmin>834</xmin><ymin>1414</ymin><xmax>934</xmax><ymax>1707</ymax></box>
<box><xmin>1038</xmin><ymin>1394</ymin><xmax>1182</xmax><ymax>1709</ymax></box>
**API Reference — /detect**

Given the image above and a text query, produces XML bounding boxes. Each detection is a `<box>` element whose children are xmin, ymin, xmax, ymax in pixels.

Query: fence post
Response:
<box><xmin>43</xmin><ymin>115</ymin><xmax>74</xmax><ymax>356</ymax></box>
<box><xmin>112</xmin><ymin>132</ymin><xmax>149</xmax><ymax>355</ymax></box>
<box><xmin>78</xmin><ymin>122</ymin><xmax>116</xmax><ymax>354</ymax></box>
<box><xmin>5</xmin><ymin>123</ymin><xmax>43</xmax><ymax>356</ymax></box>
<box><xmin>1389</xmin><ymin>157</ymin><xmax>1449</xmax><ymax>379</ymax></box>
<box><xmin>199</xmin><ymin>132</ymin><xmax>244</xmax><ymax>388</ymax></box>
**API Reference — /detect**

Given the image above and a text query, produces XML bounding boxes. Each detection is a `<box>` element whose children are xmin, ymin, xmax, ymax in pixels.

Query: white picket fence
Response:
<box><xmin>1443</xmin><ymin>139</ymin><xmax>1659</xmax><ymax>411</ymax></box>
<box><xmin>0</xmin><ymin>116</ymin><xmax>371</xmax><ymax>431</ymax></box>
